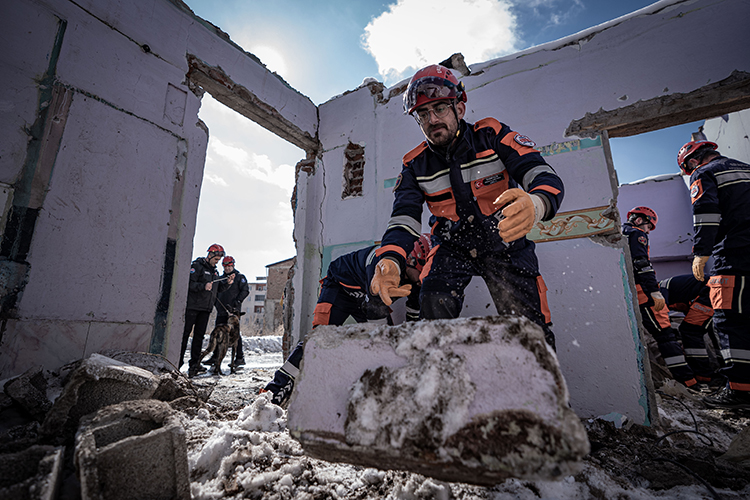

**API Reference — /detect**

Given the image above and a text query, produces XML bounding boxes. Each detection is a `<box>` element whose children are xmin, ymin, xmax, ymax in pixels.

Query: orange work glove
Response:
<box><xmin>370</xmin><ymin>258</ymin><xmax>412</xmax><ymax>306</ymax></box>
<box><xmin>692</xmin><ymin>255</ymin><xmax>710</xmax><ymax>281</ymax></box>
<box><xmin>494</xmin><ymin>189</ymin><xmax>543</xmax><ymax>243</ymax></box>
<box><xmin>650</xmin><ymin>291</ymin><xmax>665</xmax><ymax>312</ymax></box>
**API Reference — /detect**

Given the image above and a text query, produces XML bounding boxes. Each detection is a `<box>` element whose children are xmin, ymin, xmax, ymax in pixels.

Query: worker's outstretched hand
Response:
<box><xmin>692</xmin><ymin>255</ymin><xmax>710</xmax><ymax>281</ymax></box>
<box><xmin>650</xmin><ymin>291</ymin><xmax>666</xmax><ymax>312</ymax></box>
<box><xmin>494</xmin><ymin>188</ymin><xmax>536</xmax><ymax>243</ymax></box>
<box><xmin>370</xmin><ymin>259</ymin><xmax>411</xmax><ymax>306</ymax></box>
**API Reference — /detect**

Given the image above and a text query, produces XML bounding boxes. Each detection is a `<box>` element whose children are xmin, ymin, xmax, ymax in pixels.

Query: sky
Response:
<box><xmin>184</xmin><ymin>0</ymin><xmax>705</xmax><ymax>279</ymax></box>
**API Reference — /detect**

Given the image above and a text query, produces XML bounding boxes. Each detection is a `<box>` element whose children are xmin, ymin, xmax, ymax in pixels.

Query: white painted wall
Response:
<box><xmin>0</xmin><ymin>0</ymin><xmax>316</xmax><ymax>378</ymax></box>
<box><xmin>295</xmin><ymin>0</ymin><xmax>750</xmax><ymax>423</ymax></box>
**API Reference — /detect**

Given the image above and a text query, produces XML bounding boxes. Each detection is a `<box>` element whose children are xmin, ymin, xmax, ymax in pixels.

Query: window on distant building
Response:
<box><xmin>254</xmin><ymin>305</ymin><xmax>263</xmax><ymax>313</ymax></box>
<box><xmin>342</xmin><ymin>141</ymin><xmax>364</xmax><ymax>198</ymax></box>
<box><xmin>255</xmin><ymin>294</ymin><xmax>265</xmax><ymax>301</ymax></box>
<box><xmin>256</xmin><ymin>284</ymin><xmax>266</xmax><ymax>291</ymax></box>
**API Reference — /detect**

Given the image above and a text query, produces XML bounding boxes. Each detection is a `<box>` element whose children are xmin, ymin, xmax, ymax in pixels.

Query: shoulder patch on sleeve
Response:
<box><xmin>393</xmin><ymin>173</ymin><xmax>403</xmax><ymax>192</ymax></box>
<box><xmin>474</xmin><ymin>117</ymin><xmax>502</xmax><ymax>134</ymax></box>
<box><xmin>514</xmin><ymin>134</ymin><xmax>536</xmax><ymax>148</ymax></box>
<box><xmin>403</xmin><ymin>142</ymin><xmax>428</xmax><ymax>166</ymax></box>
<box><xmin>690</xmin><ymin>179</ymin><xmax>703</xmax><ymax>204</ymax></box>
<box><xmin>638</xmin><ymin>235</ymin><xmax>647</xmax><ymax>246</ymax></box>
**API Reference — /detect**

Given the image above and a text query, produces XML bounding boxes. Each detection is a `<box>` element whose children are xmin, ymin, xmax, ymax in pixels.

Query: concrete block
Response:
<box><xmin>74</xmin><ymin>399</ymin><xmax>190</xmax><ymax>500</ymax></box>
<box><xmin>41</xmin><ymin>354</ymin><xmax>159</xmax><ymax>441</ymax></box>
<box><xmin>3</xmin><ymin>366</ymin><xmax>52</xmax><ymax>422</ymax></box>
<box><xmin>288</xmin><ymin>316</ymin><xmax>590</xmax><ymax>485</ymax></box>
<box><xmin>0</xmin><ymin>445</ymin><xmax>64</xmax><ymax>500</ymax></box>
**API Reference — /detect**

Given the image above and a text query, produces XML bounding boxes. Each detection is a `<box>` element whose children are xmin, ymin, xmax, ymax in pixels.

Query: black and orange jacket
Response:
<box><xmin>377</xmin><ymin>118</ymin><xmax>564</xmax><ymax>268</ymax></box>
<box><xmin>325</xmin><ymin>245</ymin><xmax>420</xmax><ymax>315</ymax></box>
<box><xmin>689</xmin><ymin>156</ymin><xmax>750</xmax><ymax>274</ymax></box>
<box><xmin>623</xmin><ymin>222</ymin><xmax>659</xmax><ymax>305</ymax></box>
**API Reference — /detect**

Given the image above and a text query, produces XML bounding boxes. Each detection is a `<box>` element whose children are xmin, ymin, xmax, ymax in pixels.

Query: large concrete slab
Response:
<box><xmin>288</xmin><ymin>316</ymin><xmax>589</xmax><ymax>485</ymax></box>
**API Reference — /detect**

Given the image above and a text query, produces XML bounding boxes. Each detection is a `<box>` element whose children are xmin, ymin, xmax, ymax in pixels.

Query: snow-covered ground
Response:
<box><xmin>179</xmin><ymin>334</ymin><xmax>750</xmax><ymax>499</ymax></box>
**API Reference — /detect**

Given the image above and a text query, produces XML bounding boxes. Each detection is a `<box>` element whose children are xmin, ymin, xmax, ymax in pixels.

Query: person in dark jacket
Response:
<box><xmin>623</xmin><ymin>207</ymin><xmax>697</xmax><ymax>388</ymax></box>
<box><xmin>369</xmin><ymin>64</ymin><xmax>563</xmax><ymax>348</ymax></box>
<box><xmin>678</xmin><ymin>140</ymin><xmax>750</xmax><ymax>409</ymax></box>
<box><xmin>205</xmin><ymin>255</ymin><xmax>250</xmax><ymax>366</ymax></box>
<box><xmin>659</xmin><ymin>274</ymin><xmax>722</xmax><ymax>386</ymax></box>
<box><xmin>261</xmin><ymin>236</ymin><xmax>431</xmax><ymax>406</ymax></box>
<box><xmin>180</xmin><ymin>244</ymin><xmax>234</xmax><ymax>377</ymax></box>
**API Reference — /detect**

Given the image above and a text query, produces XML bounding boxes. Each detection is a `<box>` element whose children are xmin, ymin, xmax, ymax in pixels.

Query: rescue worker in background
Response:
<box><xmin>623</xmin><ymin>207</ymin><xmax>697</xmax><ymax>387</ymax></box>
<box><xmin>659</xmin><ymin>274</ymin><xmax>723</xmax><ymax>388</ymax></box>
<box><xmin>180</xmin><ymin>244</ymin><xmax>234</xmax><ymax>377</ymax></box>
<box><xmin>678</xmin><ymin>140</ymin><xmax>750</xmax><ymax>409</ymax></box>
<box><xmin>209</xmin><ymin>256</ymin><xmax>250</xmax><ymax>367</ymax></box>
<box><xmin>261</xmin><ymin>236</ymin><xmax>431</xmax><ymax>406</ymax></box>
<box><xmin>370</xmin><ymin>64</ymin><xmax>563</xmax><ymax>348</ymax></box>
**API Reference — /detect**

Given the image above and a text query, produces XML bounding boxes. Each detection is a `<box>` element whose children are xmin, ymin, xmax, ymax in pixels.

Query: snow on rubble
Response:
<box><xmin>1</xmin><ymin>330</ymin><xmax>749</xmax><ymax>499</ymax></box>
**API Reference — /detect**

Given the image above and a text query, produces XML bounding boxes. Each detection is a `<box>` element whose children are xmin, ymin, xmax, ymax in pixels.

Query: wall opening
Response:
<box><xmin>192</xmin><ymin>93</ymin><xmax>303</xmax><ymax>336</ymax></box>
<box><xmin>342</xmin><ymin>141</ymin><xmax>365</xmax><ymax>199</ymax></box>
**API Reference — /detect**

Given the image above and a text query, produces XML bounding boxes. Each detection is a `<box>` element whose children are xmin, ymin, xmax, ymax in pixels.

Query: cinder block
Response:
<box><xmin>74</xmin><ymin>399</ymin><xmax>190</xmax><ymax>500</ymax></box>
<box><xmin>4</xmin><ymin>366</ymin><xmax>52</xmax><ymax>422</ymax></box>
<box><xmin>288</xmin><ymin>316</ymin><xmax>590</xmax><ymax>485</ymax></box>
<box><xmin>0</xmin><ymin>445</ymin><xmax>64</xmax><ymax>500</ymax></box>
<box><xmin>41</xmin><ymin>354</ymin><xmax>159</xmax><ymax>441</ymax></box>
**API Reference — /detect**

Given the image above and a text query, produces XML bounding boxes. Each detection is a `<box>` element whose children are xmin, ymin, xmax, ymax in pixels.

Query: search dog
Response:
<box><xmin>199</xmin><ymin>312</ymin><xmax>245</xmax><ymax>375</ymax></box>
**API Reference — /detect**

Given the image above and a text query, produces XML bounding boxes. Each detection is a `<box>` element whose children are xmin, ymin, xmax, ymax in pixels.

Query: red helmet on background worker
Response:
<box><xmin>677</xmin><ymin>140</ymin><xmax>718</xmax><ymax>175</ymax></box>
<box><xmin>207</xmin><ymin>244</ymin><xmax>225</xmax><ymax>257</ymax></box>
<box><xmin>222</xmin><ymin>256</ymin><xmax>235</xmax><ymax>266</ymax></box>
<box><xmin>407</xmin><ymin>234</ymin><xmax>433</xmax><ymax>272</ymax></box>
<box><xmin>627</xmin><ymin>206</ymin><xmax>658</xmax><ymax>230</ymax></box>
<box><xmin>403</xmin><ymin>64</ymin><xmax>466</xmax><ymax>115</ymax></box>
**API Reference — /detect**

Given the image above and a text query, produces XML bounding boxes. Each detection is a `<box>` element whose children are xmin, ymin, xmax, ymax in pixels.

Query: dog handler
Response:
<box><xmin>180</xmin><ymin>244</ymin><xmax>234</xmax><ymax>377</ymax></box>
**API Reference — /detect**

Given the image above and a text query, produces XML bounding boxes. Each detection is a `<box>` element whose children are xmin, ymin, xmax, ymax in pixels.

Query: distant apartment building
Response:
<box><xmin>240</xmin><ymin>276</ymin><xmax>267</xmax><ymax>333</ymax></box>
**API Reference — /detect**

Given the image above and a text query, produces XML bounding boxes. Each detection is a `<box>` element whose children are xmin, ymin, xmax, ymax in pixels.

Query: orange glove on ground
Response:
<box><xmin>370</xmin><ymin>259</ymin><xmax>412</xmax><ymax>306</ymax></box>
<box><xmin>692</xmin><ymin>256</ymin><xmax>710</xmax><ymax>281</ymax></box>
<box><xmin>650</xmin><ymin>291</ymin><xmax>665</xmax><ymax>312</ymax></box>
<box><xmin>494</xmin><ymin>189</ymin><xmax>543</xmax><ymax>242</ymax></box>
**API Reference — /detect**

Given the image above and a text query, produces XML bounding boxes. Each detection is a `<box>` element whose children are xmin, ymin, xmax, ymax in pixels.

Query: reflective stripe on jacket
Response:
<box><xmin>378</xmin><ymin>118</ymin><xmax>564</xmax><ymax>268</ymax></box>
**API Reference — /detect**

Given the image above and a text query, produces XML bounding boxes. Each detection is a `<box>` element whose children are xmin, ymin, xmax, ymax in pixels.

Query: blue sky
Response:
<box><xmin>185</xmin><ymin>0</ymin><xmax>703</xmax><ymax>278</ymax></box>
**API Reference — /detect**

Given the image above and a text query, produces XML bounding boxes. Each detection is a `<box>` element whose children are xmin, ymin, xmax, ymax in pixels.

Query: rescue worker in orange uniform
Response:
<box><xmin>659</xmin><ymin>274</ymin><xmax>722</xmax><ymax>386</ymax></box>
<box><xmin>262</xmin><ymin>236</ymin><xmax>431</xmax><ymax>406</ymax></box>
<box><xmin>369</xmin><ymin>64</ymin><xmax>564</xmax><ymax>348</ymax></box>
<box><xmin>623</xmin><ymin>207</ymin><xmax>697</xmax><ymax>387</ymax></box>
<box><xmin>678</xmin><ymin>140</ymin><xmax>750</xmax><ymax>409</ymax></box>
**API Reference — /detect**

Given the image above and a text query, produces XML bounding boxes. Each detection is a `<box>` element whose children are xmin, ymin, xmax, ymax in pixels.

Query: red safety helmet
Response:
<box><xmin>403</xmin><ymin>64</ymin><xmax>466</xmax><ymax>115</ymax></box>
<box><xmin>677</xmin><ymin>140</ymin><xmax>718</xmax><ymax>175</ymax></box>
<box><xmin>222</xmin><ymin>256</ymin><xmax>235</xmax><ymax>266</ymax></box>
<box><xmin>207</xmin><ymin>244</ymin><xmax>225</xmax><ymax>256</ymax></box>
<box><xmin>407</xmin><ymin>234</ymin><xmax>433</xmax><ymax>272</ymax></box>
<box><xmin>626</xmin><ymin>206</ymin><xmax>658</xmax><ymax>230</ymax></box>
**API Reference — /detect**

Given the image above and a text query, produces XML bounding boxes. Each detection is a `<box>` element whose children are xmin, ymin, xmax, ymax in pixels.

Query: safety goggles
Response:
<box><xmin>406</xmin><ymin>77</ymin><xmax>459</xmax><ymax>107</ymax></box>
<box><xmin>415</xmin><ymin>102</ymin><xmax>452</xmax><ymax>124</ymax></box>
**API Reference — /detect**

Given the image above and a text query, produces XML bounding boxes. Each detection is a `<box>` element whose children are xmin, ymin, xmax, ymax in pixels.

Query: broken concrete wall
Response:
<box><xmin>295</xmin><ymin>0</ymin><xmax>750</xmax><ymax>423</ymax></box>
<box><xmin>0</xmin><ymin>0</ymin><xmax>317</xmax><ymax>379</ymax></box>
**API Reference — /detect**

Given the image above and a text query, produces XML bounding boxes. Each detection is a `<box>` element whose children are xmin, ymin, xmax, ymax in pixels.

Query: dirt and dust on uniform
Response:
<box><xmin>1</xmin><ymin>326</ymin><xmax>749</xmax><ymax>500</ymax></box>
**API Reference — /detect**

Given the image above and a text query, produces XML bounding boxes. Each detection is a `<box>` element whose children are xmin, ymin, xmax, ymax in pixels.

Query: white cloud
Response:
<box><xmin>362</xmin><ymin>0</ymin><xmax>519</xmax><ymax>84</ymax></box>
<box><xmin>209</xmin><ymin>138</ymin><xmax>294</xmax><ymax>195</ymax></box>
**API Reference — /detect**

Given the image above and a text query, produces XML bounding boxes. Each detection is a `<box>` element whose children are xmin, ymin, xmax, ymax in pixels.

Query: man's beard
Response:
<box><xmin>426</xmin><ymin>123</ymin><xmax>455</xmax><ymax>148</ymax></box>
